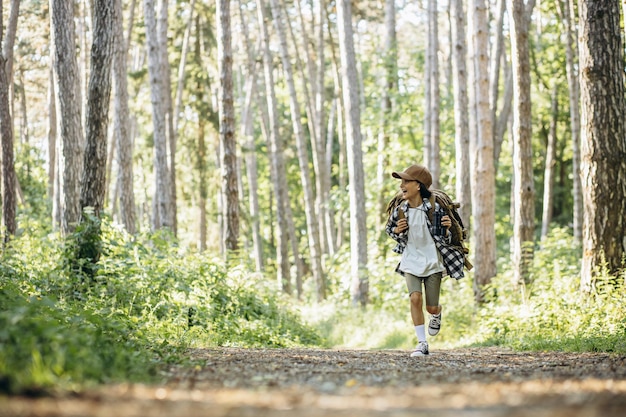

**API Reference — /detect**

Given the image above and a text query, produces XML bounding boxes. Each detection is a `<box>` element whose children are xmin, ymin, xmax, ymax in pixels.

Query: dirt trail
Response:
<box><xmin>2</xmin><ymin>347</ymin><xmax>626</xmax><ymax>417</ymax></box>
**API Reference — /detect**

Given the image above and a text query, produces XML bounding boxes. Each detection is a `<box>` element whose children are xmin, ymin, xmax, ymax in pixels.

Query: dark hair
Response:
<box><xmin>418</xmin><ymin>182</ymin><xmax>432</xmax><ymax>199</ymax></box>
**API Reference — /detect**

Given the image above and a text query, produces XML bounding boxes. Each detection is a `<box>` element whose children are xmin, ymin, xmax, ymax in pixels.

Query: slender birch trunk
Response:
<box><xmin>112</xmin><ymin>0</ymin><xmax>136</xmax><ymax>234</ymax></box>
<box><xmin>490</xmin><ymin>0</ymin><xmax>506</xmax><ymax>153</ymax></box>
<box><xmin>377</xmin><ymin>0</ymin><xmax>397</xmax><ymax>219</ymax></box>
<box><xmin>428</xmin><ymin>0</ymin><xmax>441</xmax><ymax>188</ymax></box>
<box><xmin>541</xmin><ymin>86</ymin><xmax>558</xmax><ymax>239</ymax></box>
<box><xmin>144</xmin><ymin>0</ymin><xmax>173</xmax><ymax>230</ymax></box>
<box><xmin>337</xmin><ymin>0</ymin><xmax>368</xmax><ymax>306</ymax></box>
<box><xmin>451</xmin><ymin>0</ymin><xmax>471</xmax><ymax>227</ymax></box>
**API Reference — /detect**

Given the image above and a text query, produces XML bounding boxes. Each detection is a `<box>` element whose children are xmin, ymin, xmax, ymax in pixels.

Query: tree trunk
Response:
<box><xmin>0</xmin><ymin>0</ymin><xmax>20</xmax><ymax>241</ymax></box>
<box><xmin>337</xmin><ymin>0</ymin><xmax>368</xmax><ymax>306</ymax></box>
<box><xmin>508</xmin><ymin>0</ymin><xmax>536</xmax><ymax>286</ymax></box>
<box><xmin>80</xmin><ymin>0</ymin><xmax>115</xmax><ymax>217</ymax></box>
<box><xmin>144</xmin><ymin>0</ymin><xmax>173</xmax><ymax>231</ymax></box>
<box><xmin>541</xmin><ymin>86</ymin><xmax>558</xmax><ymax>239</ymax></box>
<box><xmin>269</xmin><ymin>0</ymin><xmax>325</xmax><ymax>300</ymax></box>
<box><xmin>156</xmin><ymin>0</ymin><xmax>178</xmax><ymax>236</ymax></box>
<box><xmin>490</xmin><ymin>0</ymin><xmax>506</xmax><ymax>152</ymax></box>
<box><xmin>112</xmin><ymin>0</ymin><xmax>136</xmax><ymax>234</ymax></box>
<box><xmin>377</xmin><ymin>0</ymin><xmax>397</xmax><ymax>220</ymax></box>
<box><xmin>256</xmin><ymin>0</ymin><xmax>292</xmax><ymax>293</ymax></box>
<box><xmin>217</xmin><ymin>0</ymin><xmax>239</xmax><ymax>253</ymax></box>
<box><xmin>52</xmin><ymin>0</ymin><xmax>85</xmax><ymax>235</ymax></box>
<box><xmin>469</xmin><ymin>0</ymin><xmax>497</xmax><ymax>302</ymax></box>
<box><xmin>495</xmin><ymin>62</ymin><xmax>513</xmax><ymax>167</ymax></box>
<box><xmin>428</xmin><ymin>0</ymin><xmax>441</xmax><ymax>188</ymax></box>
<box><xmin>314</xmin><ymin>0</ymin><xmax>331</xmax><ymax>257</ymax></box>
<box><xmin>451</xmin><ymin>0</ymin><xmax>471</xmax><ymax>227</ymax></box>
<box><xmin>47</xmin><ymin>66</ymin><xmax>59</xmax><ymax>228</ymax></box>
<box><xmin>559</xmin><ymin>0</ymin><xmax>582</xmax><ymax>242</ymax></box>
<box><xmin>578</xmin><ymin>0</ymin><xmax>626</xmax><ymax>288</ymax></box>
<box><xmin>238</xmin><ymin>0</ymin><xmax>263</xmax><ymax>271</ymax></box>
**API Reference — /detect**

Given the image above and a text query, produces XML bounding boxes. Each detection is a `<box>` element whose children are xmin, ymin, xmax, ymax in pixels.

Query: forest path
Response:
<box><xmin>2</xmin><ymin>347</ymin><xmax>626</xmax><ymax>417</ymax></box>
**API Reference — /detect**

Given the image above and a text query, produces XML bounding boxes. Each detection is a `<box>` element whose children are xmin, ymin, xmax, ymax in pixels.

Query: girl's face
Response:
<box><xmin>400</xmin><ymin>179</ymin><xmax>420</xmax><ymax>203</ymax></box>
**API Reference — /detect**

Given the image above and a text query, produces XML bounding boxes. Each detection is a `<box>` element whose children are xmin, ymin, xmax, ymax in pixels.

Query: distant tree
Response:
<box><xmin>507</xmin><ymin>0</ymin><xmax>536</xmax><ymax>285</ymax></box>
<box><xmin>469</xmin><ymin>0</ymin><xmax>497</xmax><ymax>302</ymax></box>
<box><xmin>578</xmin><ymin>0</ymin><xmax>626</xmax><ymax>288</ymax></box>
<box><xmin>112</xmin><ymin>0</ymin><xmax>136</xmax><ymax>234</ymax></box>
<box><xmin>217</xmin><ymin>0</ymin><xmax>239</xmax><ymax>252</ymax></box>
<box><xmin>541</xmin><ymin>86</ymin><xmax>558</xmax><ymax>239</ymax></box>
<box><xmin>0</xmin><ymin>0</ymin><xmax>20</xmax><ymax>241</ymax></box>
<box><xmin>450</xmin><ymin>0</ymin><xmax>471</xmax><ymax>227</ymax></box>
<box><xmin>144</xmin><ymin>0</ymin><xmax>173</xmax><ymax>231</ymax></box>
<box><xmin>337</xmin><ymin>0</ymin><xmax>369</xmax><ymax>306</ymax></box>
<box><xmin>558</xmin><ymin>0</ymin><xmax>582</xmax><ymax>242</ymax></box>
<box><xmin>377</xmin><ymin>0</ymin><xmax>397</xmax><ymax>220</ymax></box>
<box><xmin>425</xmin><ymin>0</ymin><xmax>440</xmax><ymax>188</ymax></box>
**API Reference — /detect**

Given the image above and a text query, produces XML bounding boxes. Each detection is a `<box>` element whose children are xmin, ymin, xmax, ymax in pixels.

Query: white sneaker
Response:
<box><xmin>428</xmin><ymin>312</ymin><xmax>441</xmax><ymax>336</ymax></box>
<box><xmin>410</xmin><ymin>341</ymin><xmax>429</xmax><ymax>357</ymax></box>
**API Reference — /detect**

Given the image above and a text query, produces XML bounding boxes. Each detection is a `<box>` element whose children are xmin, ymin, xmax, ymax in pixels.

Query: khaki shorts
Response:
<box><xmin>404</xmin><ymin>271</ymin><xmax>443</xmax><ymax>307</ymax></box>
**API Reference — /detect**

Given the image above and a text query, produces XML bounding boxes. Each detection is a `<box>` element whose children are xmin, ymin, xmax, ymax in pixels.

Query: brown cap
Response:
<box><xmin>392</xmin><ymin>164</ymin><xmax>433</xmax><ymax>188</ymax></box>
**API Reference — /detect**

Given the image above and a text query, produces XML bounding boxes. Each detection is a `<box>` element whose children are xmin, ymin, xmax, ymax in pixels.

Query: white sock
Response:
<box><xmin>414</xmin><ymin>325</ymin><xmax>426</xmax><ymax>342</ymax></box>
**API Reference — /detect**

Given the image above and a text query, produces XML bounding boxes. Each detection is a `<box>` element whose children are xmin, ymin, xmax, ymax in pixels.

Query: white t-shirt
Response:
<box><xmin>398</xmin><ymin>207</ymin><xmax>445</xmax><ymax>277</ymax></box>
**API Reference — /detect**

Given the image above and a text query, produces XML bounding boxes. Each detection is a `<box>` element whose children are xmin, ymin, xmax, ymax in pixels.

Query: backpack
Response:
<box><xmin>427</xmin><ymin>189</ymin><xmax>473</xmax><ymax>270</ymax></box>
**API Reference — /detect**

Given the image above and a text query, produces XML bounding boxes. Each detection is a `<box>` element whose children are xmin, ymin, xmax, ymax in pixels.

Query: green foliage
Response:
<box><xmin>0</xmin><ymin>221</ymin><xmax>321</xmax><ymax>394</ymax></box>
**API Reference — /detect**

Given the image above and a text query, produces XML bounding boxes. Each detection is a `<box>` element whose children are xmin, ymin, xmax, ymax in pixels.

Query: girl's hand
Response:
<box><xmin>395</xmin><ymin>218</ymin><xmax>408</xmax><ymax>234</ymax></box>
<box><xmin>441</xmin><ymin>215</ymin><xmax>452</xmax><ymax>229</ymax></box>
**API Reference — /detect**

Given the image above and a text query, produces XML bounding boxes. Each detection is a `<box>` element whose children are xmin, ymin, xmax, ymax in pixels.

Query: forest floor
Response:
<box><xmin>2</xmin><ymin>346</ymin><xmax>626</xmax><ymax>417</ymax></box>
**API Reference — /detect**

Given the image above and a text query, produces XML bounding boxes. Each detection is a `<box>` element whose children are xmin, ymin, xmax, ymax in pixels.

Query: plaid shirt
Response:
<box><xmin>386</xmin><ymin>198</ymin><xmax>466</xmax><ymax>280</ymax></box>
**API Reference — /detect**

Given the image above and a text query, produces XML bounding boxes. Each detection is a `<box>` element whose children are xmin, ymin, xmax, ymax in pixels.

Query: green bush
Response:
<box><xmin>0</xmin><ymin>220</ymin><xmax>321</xmax><ymax>394</ymax></box>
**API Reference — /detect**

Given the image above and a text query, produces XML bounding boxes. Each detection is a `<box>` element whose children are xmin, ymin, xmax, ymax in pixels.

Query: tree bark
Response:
<box><xmin>144</xmin><ymin>0</ymin><xmax>173</xmax><ymax>231</ymax></box>
<box><xmin>337</xmin><ymin>0</ymin><xmax>368</xmax><ymax>306</ymax></box>
<box><xmin>578</xmin><ymin>0</ymin><xmax>626</xmax><ymax>288</ymax></box>
<box><xmin>217</xmin><ymin>0</ymin><xmax>239</xmax><ymax>253</ymax></box>
<box><xmin>469</xmin><ymin>0</ymin><xmax>497</xmax><ymax>302</ymax></box>
<box><xmin>157</xmin><ymin>0</ymin><xmax>178</xmax><ymax>236</ymax></box>
<box><xmin>80</xmin><ymin>0</ymin><xmax>115</xmax><ymax>217</ymax></box>
<box><xmin>52</xmin><ymin>0</ymin><xmax>85</xmax><ymax>235</ymax></box>
<box><xmin>541</xmin><ymin>85</ymin><xmax>558</xmax><ymax>239</ymax></box>
<box><xmin>451</xmin><ymin>0</ymin><xmax>471</xmax><ymax>228</ymax></box>
<box><xmin>0</xmin><ymin>0</ymin><xmax>20</xmax><ymax>241</ymax></box>
<box><xmin>112</xmin><ymin>0</ymin><xmax>136</xmax><ymax>234</ymax></box>
<box><xmin>508</xmin><ymin>0</ymin><xmax>536</xmax><ymax>286</ymax></box>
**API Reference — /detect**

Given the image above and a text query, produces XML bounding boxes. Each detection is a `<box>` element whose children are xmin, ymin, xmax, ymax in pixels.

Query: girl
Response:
<box><xmin>385</xmin><ymin>164</ymin><xmax>461</xmax><ymax>357</ymax></box>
